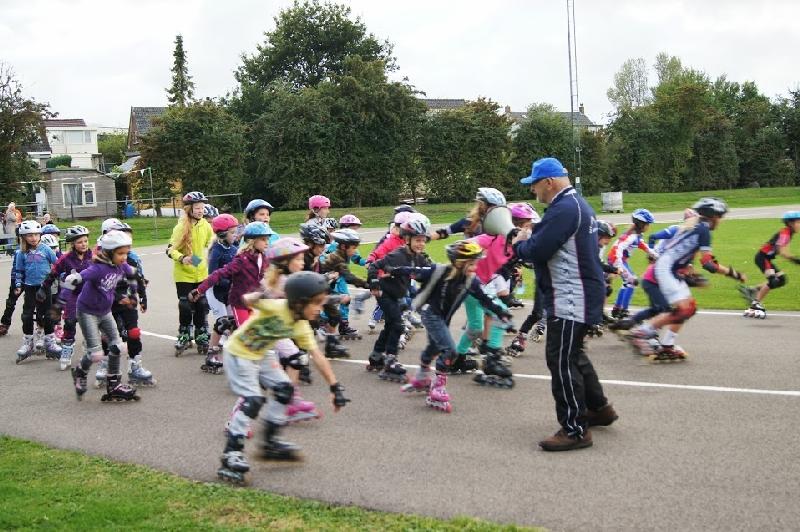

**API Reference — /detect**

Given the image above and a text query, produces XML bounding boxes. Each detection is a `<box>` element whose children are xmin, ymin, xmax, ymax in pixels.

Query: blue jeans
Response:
<box><xmin>420</xmin><ymin>306</ymin><xmax>458</xmax><ymax>371</ymax></box>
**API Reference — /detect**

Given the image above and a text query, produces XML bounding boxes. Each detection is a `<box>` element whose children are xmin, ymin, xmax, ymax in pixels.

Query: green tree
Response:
<box><xmin>250</xmin><ymin>57</ymin><xmax>424</xmax><ymax>208</ymax></box>
<box><xmin>0</xmin><ymin>63</ymin><xmax>52</xmax><ymax>204</ymax></box>
<box><xmin>578</xmin><ymin>129</ymin><xmax>610</xmax><ymax>195</ymax></box>
<box><xmin>139</xmin><ymin>100</ymin><xmax>247</xmax><ymax>202</ymax></box>
<box><xmin>607</xmin><ymin>57</ymin><xmax>650</xmax><ymax>113</ymax></box>
<box><xmin>230</xmin><ymin>0</ymin><xmax>394</xmax><ymax>123</ymax></box>
<box><xmin>97</xmin><ymin>133</ymin><xmax>127</xmax><ymax>166</ymax></box>
<box><xmin>166</xmin><ymin>34</ymin><xmax>195</xmax><ymax>107</ymax></box>
<box><xmin>509</xmin><ymin>103</ymin><xmax>572</xmax><ymax>182</ymax></box>
<box><xmin>778</xmin><ymin>89</ymin><xmax>800</xmax><ymax>182</ymax></box>
<box><xmin>419</xmin><ymin>99</ymin><xmax>512</xmax><ymax>202</ymax></box>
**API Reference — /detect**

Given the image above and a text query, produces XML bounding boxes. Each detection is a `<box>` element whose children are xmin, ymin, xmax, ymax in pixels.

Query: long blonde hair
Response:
<box><xmin>19</xmin><ymin>234</ymin><xmax>40</xmax><ymax>253</ymax></box>
<box><xmin>176</xmin><ymin>205</ymin><xmax>195</xmax><ymax>256</ymax></box>
<box><xmin>237</xmin><ymin>239</ymin><xmax>260</xmax><ymax>256</ymax></box>
<box><xmin>466</xmin><ymin>202</ymin><xmax>489</xmax><ymax>236</ymax></box>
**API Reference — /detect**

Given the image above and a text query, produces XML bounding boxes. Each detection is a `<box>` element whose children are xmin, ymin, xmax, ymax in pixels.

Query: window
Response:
<box><xmin>62</xmin><ymin>182</ymin><xmax>97</xmax><ymax>207</ymax></box>
<box><xmin>65</xmin><ymin>131</ymin><xmax>86</xmax><ymax>145</ymax></box>
<box><xmin>84</xmin><ymin>131</ymin><xmax>91</xmax><ymax>143</ymax></box>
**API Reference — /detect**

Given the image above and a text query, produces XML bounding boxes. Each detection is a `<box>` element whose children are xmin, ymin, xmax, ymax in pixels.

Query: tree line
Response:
<box><xmin>3</xmin><ymin>1</ymin><xmax>800</xmax><ymax>209</ymax></box>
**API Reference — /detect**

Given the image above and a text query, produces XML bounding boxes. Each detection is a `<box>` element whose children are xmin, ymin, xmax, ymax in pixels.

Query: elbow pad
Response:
<box><xmin>701</xmin><ymin>253</ymin><xmax>719</xmax><ymax>273</ymax></box>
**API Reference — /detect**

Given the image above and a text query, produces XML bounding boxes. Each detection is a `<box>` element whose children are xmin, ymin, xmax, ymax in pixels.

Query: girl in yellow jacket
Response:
<box><xmin>168</xmin><ymin>191</ymin><xmax>214</xmax><ymax>355</ymax></box>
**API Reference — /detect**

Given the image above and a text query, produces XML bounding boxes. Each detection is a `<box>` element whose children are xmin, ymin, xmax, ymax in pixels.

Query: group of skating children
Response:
<box><xmin>3</xmin><ymin>186</ymin><xmax>799</xmax><ymax>482</ymax></box>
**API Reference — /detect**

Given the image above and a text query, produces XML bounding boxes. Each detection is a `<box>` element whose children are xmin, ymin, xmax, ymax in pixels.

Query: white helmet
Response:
<box><xmin>100</xmin><ymin>230</ymin><xmax>132</xmax><ymax>251</ymax></box>
<box><xmin>475</xmin><ymin>187</ymin><xmax>506</xmax><ymax>207</ymax></box>
<box><xmin>101</xmin><ymin>218</ymin><xmax>124</xmax><ymax>234</ymax></box>
<box><xmin>18</xmin><ymin>220</ymin><xmax>42</xmax><ymax>235</ymax></box>
<box><xmin>42</xmin><ymin>234</ymin><xmax>60</xmax><ymax>249</ymax></box>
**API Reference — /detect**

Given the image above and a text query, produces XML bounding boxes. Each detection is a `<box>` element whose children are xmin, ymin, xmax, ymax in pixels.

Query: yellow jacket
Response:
<box><xmin>168</xmin><ymin>218</ymin><xmax>214</xmax><ymax>283</ymax></box>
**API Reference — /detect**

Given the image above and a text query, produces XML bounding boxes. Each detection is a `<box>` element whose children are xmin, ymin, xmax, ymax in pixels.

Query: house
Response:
<box><xmin>126</xmin><ymin>106</ymin><xmax>167</xmax><ymax>155</ymax></box>
<box><xmin>503</xmin><ymin>104</ymin><xmax>601</xmax><ymax>133</ymax></box>
<box><xmin>23</xmin><ymin>128</ymin><xmax>52</xmax><ymax>170</ymax></box>
<box><xmin>42</xmin><ymin>168</ymin><xmax>118</xmax><ymax>220</ymax></box>
<box><xmin>44</xmin><ymin>119</ymin><xmax>102</xmax><ymax>170</ymax></box>
<box><xmin>420</xmin><ymin>99</ymin><xmax>468</xmax><ymax>113</ymax></box>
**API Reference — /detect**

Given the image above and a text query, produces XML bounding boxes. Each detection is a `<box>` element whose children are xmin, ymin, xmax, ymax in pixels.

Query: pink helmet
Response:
<box><xmin>393</xmin><ymin>211</ymin><xmax>413</xmax><ymax>225</ymax></box>
<box><xmin>308</xmin><ymin>195</ymin><xmax>331</xmax><ymax>210</ymax></box>
<box><xmin>509</xmin><ymin>202</ymin><xmax>541</xmax><ymax>223</ymax></box>
<box><xmin>211</xmin><ymin>213</ymin><xmax>238</xmax><ymax>234</ymax></box>
<box><xmin>339</xmin><ymin>214</ymin><xmax>361</xmax><ymax>226</ymax></box>
<box><xmin>265</xmin><ymin>237</ymin><xmax>309</xmax><ymax>261</ymax></box>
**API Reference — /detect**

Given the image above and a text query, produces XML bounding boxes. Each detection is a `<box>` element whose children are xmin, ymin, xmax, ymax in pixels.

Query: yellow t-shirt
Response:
<box><xmin>226</xmin><ymin>299</ymin><xmax>317</xmax><ymax>361</ymax></box>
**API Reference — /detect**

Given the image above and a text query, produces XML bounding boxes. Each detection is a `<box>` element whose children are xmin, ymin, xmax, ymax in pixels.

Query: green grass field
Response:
<box><xmin>351</xmin><ymin>218</ymin><xmax>799</xmax><ymax>311</ymax></box>
<box><xmin>0</xmin><ymin>436</ymin><xmax>534</xmax><ymax>531</ymax></box>
<box><xmin>53</xmin><ymin>186</ymin><xmax>800</xmax><ymax>248</ymax></box>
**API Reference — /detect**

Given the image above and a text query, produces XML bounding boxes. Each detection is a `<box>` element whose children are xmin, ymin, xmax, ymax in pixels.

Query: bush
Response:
<box><xmin>46</xmin><ymin>155</ymin><xmax>72</xmax><ymax>169</ymax></box>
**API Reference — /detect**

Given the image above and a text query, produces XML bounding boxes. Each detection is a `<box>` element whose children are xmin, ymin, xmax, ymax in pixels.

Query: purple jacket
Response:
<box><xmin>42</xmin><ymin>249</ymin><xmax>93</xmax><ymax>293</ymax></box>
<box><xmin>197</xmin><ymin>251</ymin><xmax>267</xmax><ymax>309</ymax></box>
<box><xmin>65</xmin><ymin>262</ymin><xmax>134</xmax><ymax>316</ymax></box>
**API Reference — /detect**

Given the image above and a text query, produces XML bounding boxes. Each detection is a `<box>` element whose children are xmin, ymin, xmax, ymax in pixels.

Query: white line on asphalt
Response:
<box><xmin>140</xmin><ymin>330</ymin><xmax>800</xmax><ymax>398</ymax></box>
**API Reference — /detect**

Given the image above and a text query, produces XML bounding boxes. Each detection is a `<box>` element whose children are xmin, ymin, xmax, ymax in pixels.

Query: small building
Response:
<box><xmin>420</xmin><ymin>98</ymin><xmax>468</xmax><ymax>113</ymax></box>
<box><xmin>42</xmin><ymin>168</ymin><xmax>118</xmax><ymax>220</ymax></box>
<box><xmin>503</xmin><ymin>104</ymin><xmax>601</xmax><ymax>133</ymax></box>
<box><xmin>44</xmin><ymin>118</ymin><xmax>102</xmax><ymax>169</ymax></box>
<box><xmin>126</xmin><ymin>106</ymin><xmax>167</xmax><ymax>155</ymax></box>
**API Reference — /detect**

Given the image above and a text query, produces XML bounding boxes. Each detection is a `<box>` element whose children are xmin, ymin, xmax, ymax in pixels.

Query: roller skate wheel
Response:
<box><xmin>217</xmin><ymin>468</ymin><xmax>247</xmax><ymax>485</ymax></box>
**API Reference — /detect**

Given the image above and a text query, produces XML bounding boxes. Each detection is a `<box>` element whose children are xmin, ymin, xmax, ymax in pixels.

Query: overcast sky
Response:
<box><xmin>2</xmin><ymin>0</ymin><xmax>799</xmax><ymax>128</ymax></box>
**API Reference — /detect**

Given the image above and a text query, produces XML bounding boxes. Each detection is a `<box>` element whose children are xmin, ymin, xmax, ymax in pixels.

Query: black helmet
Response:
<box><xmin>393</xmin><ymin>204</ymin><xmax>417</xmax><ymax>214</ymax></box>
<box><xmin>182</xmin><ymin>191</ymin><xmax>208</xmax><ymax>205</ymax></box>
<box><xmin>596</xmin><ymin>220</ymin><xmax>617</xmax><ymax>238</ymax></box>
<box><xmin>692</xmin><ymin>197</ymin><xmax>728</xmax><ymax>218</ymax></box>
<box><xmin>299</xmin><ymin>222</ymin><xmax>330</xmax><ymax>245</ymax></box>
<box><xmin>285</xmin><ymin>271</ymin><xmax>329</xmax><ymax>305</ymax></box>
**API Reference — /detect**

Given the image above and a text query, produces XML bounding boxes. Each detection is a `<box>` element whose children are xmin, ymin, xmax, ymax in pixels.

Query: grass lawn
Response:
<box><xmin>52</xmin><ymin>186</ymin><xmax>800</xmax><ymax>248</ymax></box>
<box><xmin>351</xmin><ymin>218</ymin><xmax>800</xmax><ymax>311</ymax></box>
<box><xmin>0</xmin><ymin>436</ymin><xmax>534</xmax><ymax>531</ymax></box>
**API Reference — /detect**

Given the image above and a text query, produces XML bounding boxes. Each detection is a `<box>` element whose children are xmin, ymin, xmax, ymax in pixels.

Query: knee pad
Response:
<box><xmin>178</xmin><ymin>297</ymin><xmax>192</xmax><ymax>315</ymax></box>
<box><xmin>214</xmin><ymin>315</ymin><xmax>236</xmax><ymax>335</ymax></box>
<box><xmin>108</xmin><ymin>342</ymin><xmax>127</xmax><ymax>357</ymax></box>
<box><xmin>272</xmin><ymin>382</ymin><xmax>295</xmax><ymax>405</ymax></box>
<box><xmin>127</xmin><ymin>327</ymin><xmax>141</xmax><ymax>341</ymax></box>
<box><xmin>767</xmin><ymin>274</ymin><xmax>787</xmax><ymax>289</ymax></box>
<box><xmin>282</xmin><ymin>350</ymin><xmax>309</xmax><ymax>371</ymax></box>
<box><xmin>241</xmin><ymin>396</ymin><xmax>266</xmax><ymax>419</ymax></box>
<box><xmin>669</xmin><ymin>299</ymin><xmax>697</xmax><ymax>324</ymax></box>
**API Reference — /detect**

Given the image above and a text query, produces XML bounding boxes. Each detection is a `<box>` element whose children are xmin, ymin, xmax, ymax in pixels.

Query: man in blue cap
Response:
<box><xmin>513</xmin><ymin>157</ymin><xmax>617</xmax><ymax>451</ymax></box>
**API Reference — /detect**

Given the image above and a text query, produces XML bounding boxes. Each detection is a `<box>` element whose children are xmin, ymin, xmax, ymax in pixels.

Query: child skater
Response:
<box><xmin>395</xmin><ymin>240</ymin><xmax>513</xmax><ymax>412</ymax></box>
<box><xmin>306</xmin><ymin>195</ymin><xmax>331</xmax><ymax>226</ymax></box>
<box><xmin>608</xmin><ymin>208</ymin><xmax>658</xmax><ymax>319</ymax></box>
<box><xmin>39</xmin><ymin>225</ymin><xmax>93</xmax><ymax>370</ymax></box>
<box><xmin>61</xmin><ymin>230</ymin><xmax>141</xmax><ymax>401</ymax></box>
<box><xmin>739</xmin><ymin>211</ymin><xmax>800</xmax><ymax>319</ymax></box>
<box><xmin>366</xmin><ymin>213</ymin><xmax>433</xmax><ymax>383</ymax></box>
<box><xmin>14</xmin><ymin>220</ymin><xmax>60</xmax><ymax>363</ymax></box>
<box><xmin>216</xmin><ymin>271</ymin><xmax>350</xmax><ymax>484</ymax></box>
<box><xmin>204</xmin><ymin>213</ymin><xmax>240</xmax><ymax>372</ymax></box>
<box><xmin>322</xmin><ymin>228</ymin><xmax>369</xmax><ymax>340</ymax></box>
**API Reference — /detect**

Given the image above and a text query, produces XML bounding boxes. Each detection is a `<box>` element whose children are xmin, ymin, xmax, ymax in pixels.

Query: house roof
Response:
<box><xmin>130</xmin><ymin>107</ymin><xmax>167</xmax><ymax>137</ymax></box>
<box><xmin>43</xmin><ymin>119</ymin><xmax>87</xmax><ymax>128</ymax></box>
<box><xmin>557</xmin><ymin>111</ymin><xmax>596</xmax><ymax>128</ymax></box>
<box><xmin>421</xmin><ymin>99</ymin><xmax>467</xmax><ymax>110</ymax></box>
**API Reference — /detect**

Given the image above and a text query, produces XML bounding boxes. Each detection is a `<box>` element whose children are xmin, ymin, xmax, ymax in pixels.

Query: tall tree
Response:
<box><xmin>607</xmin><ymin>57</ymin><xmax>650</xmax><ymax>113</ymax></box>
<box><xmin>139</xmin><ymin>100</ymin><xmax>247</xmax><ymax>205</ymax></box>
<box><xmin>166</xmin><ymin>34</ymin><xmax>195</xmax><ymax>107</ymax></box>
<box><xmin>654</xmin><ymin>52</ymin><xmax>683</xmax><ymax>86</ymax></box>
<box><xmin>0</xmin><ymin>63</ymin><xmax>52</xmax><ymax>204</ymax></box>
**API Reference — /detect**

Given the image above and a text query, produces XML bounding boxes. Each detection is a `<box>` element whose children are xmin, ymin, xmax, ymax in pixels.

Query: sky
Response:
<box><xmin>2</xmin><ymin>0</ymin><xmax>799</xmax><ymax>128</ymax></box>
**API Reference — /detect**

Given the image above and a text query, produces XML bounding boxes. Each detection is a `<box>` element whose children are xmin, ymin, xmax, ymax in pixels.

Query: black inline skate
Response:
<box><xmin>72</xmin><ymin>366</ymin><xmax>88</xmax><ymax>400</ymax></box>
<box><xmin>473</xmin><ymin>348</ymin><xmax>514</xmax><ymax>388</ymax></box>
<box><xmin>261</xmin><ymin>421</ymin><xmax>301</xmax><ymax>461</ymax></box>
<box><xmin>174</xmin><ymin>325</ymin><xmax>192</xmax><ymax>357</ymax></box>
<box><xmin>195</xmin><ymin>326</ymin><xmax>210</xmax><ymax>356</ymax></box>
<box><xmin>201</xmin><ymin>347</ymin><xmax>224</xmax><ymax>374</ymax></box>
<box><xmin>101</xmin><ymin>374</ymin><xmax>140</xmax><ymax>402</ymax></box>
<box><xmin>218</xmin><ymin>435</ymin><xmax>249</xmax><ymax>484</ymax></box>
<box><xmin>444</xmin><ymin>354</ymin><xmax>479</xmax><ymax>374</ymax></box>
<box><xmin>507</xmin><ymin>332</ymin><xmax>527</xmax><ymax>356</ymax></box>
<box><xmin>378</xmin><ymin>354</ymin><xmax>408</xmax><ymax>383</ymax></box>
<box><xmin>324</xmin><ymin>334</ymin><xmax>350</xmax><ymax>358</ymax></box>
<box><xmin>366</xmin><ymin>351</ymin><xmax>385</xmax><ymax>372</ymax></box>
<box><xmin>298</xmin><ymin>364</ymin><xmax>312</xmax><ymax>385</ymax></box>
<box><xmin>338</xmin><ymin>320</ymin><xmax>361</xmax><ymax>340</ymax></box>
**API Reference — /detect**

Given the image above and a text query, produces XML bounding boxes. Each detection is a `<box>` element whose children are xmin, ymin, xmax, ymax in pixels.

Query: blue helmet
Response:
<box><xmin>42</xmin><ymin>224</ymin><xmax>61</xmax><ymax>235</ymax></box>
<box><xmin>245</xmin><ymin>199</ymin><xmax>274</xmax><ymax>219</ymax></box>
<box><xmin>782</xmin><ymin>211</ymin><xmax>800</xmax><ymax>223</ymax></box>
<box><xmin>242</xmin><ymin>221</ymin><xmax>274</xmax><ymax>240</ymax></box>
<box><xmin>631</xmin><ymin>208</ymin><xmax>655</xmax><ymax>224</ymax></box>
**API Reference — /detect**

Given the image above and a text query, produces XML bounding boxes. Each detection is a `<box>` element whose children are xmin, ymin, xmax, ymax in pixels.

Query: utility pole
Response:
<box><xmin>566</xmin><ymin>0</ymin><xmax>583</xmax><ymax>195</ymax></box>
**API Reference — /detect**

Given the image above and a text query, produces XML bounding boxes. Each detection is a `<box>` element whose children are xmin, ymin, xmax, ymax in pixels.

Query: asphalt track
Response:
<box><xmin>2</xmin><ymin>205</ymin><xmax>800</xmax><ymax>531</ymax></box>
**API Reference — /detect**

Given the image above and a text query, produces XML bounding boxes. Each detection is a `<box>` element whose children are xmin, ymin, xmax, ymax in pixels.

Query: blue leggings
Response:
<box><xmin>614</xmin><ymin>262</ymin><xmax>636</xmax><ymax>310</ymax></box>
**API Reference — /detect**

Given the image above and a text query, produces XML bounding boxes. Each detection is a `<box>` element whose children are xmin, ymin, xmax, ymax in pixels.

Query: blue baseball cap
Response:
<box><xmin>520</xmin><ymin>157</ymin><xmax>568</xmax><ymax>185</ymax></box>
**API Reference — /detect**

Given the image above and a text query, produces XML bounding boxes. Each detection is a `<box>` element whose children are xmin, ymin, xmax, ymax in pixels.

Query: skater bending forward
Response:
<box><xmin>218</xmin><ymin>271</ymin><xmax>349</xmax><ymax>484</ymax></box>
<box><xmin>395</xmin><ymin>240</ymin><xmax>513</xmax><ymax>411</ymax></box>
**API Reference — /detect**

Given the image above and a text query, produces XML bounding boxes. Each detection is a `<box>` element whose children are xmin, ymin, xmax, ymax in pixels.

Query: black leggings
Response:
<box><xmin>21</xmin><ymin>285</ymin><xmax>53</xmax><ymax>335</ymax></box>
<box><xmin>176</xmin><ymin>282</ymin><xmax>208</xmax><ymax>330</ymax></box>
<box><xmin>2</xmin><ymin>281</ymin><xmax>21</xmax><ymax>327</ymax></box>
<box><xmin>373</xmin><ymin>295</ymin><xmax>404</xmax><ymax>356</ymax></box>
<box><xmin>520</xmin><ymin>285</ymin><xmax>545</xmax><ymax>334</ymax></box>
